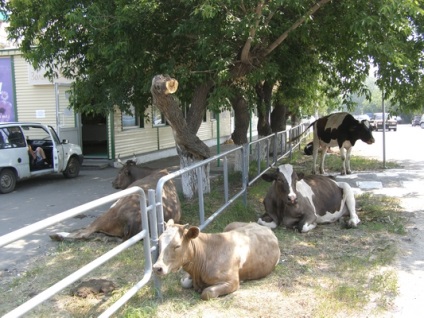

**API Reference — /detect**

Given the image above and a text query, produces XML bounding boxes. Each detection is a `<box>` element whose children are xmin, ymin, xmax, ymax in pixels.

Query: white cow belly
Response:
<box><xmin>320</xmin><ymin>139</ymin><xmax>353</xmax><ymax>148</ymax></box>
<box><xmin>317</xmin><ymin>209</ymin><xmax>346</xmax><ymax>223</ymax></box>
<box><xmin>320</xmin><ymin>139</ymin><xmax>339</xmax><ymax>148</ymax></box>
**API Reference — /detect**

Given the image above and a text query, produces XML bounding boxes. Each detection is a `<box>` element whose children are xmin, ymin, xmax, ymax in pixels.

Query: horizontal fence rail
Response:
<box><xmin>1</xmin><ymin>123</ymin><xmax>311</xmax><ymax>317</ymax></box>
<box><xmin>155</xmin><ymin>123</ymin><xmax>311</xmax><ymax>233</ymax></box>
<box><xmin>0</xmin><ymin>187</ymin><xmax>156</xmax><ymax>318</ymax></box>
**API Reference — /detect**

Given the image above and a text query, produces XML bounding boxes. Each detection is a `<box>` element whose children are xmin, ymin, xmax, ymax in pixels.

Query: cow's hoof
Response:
<box><xmin>301</xmin><ymin>222</ymin><xmax>317</xmax><ymax>233</ymax></box>
<box><xmin>257</xmin><ymin>218</ymin><xmax>277</xmax><ymax>229</ymax></box>
<box><xmin>180</xmin><ymin>274</ymin><xmax>193</xmax><ymax>289</ymax></box>
<box><xmin>201</xmin><ymin>287</ymin><xmax>221</xmax><ymax>300</ymax></box>
<box><xmin>347</xmin><ymin>218</ymin><xmax>360</xmax><ymax>228</ymax></box>
<box><xmin>49</xmin><ymin>232</ymin><xmax>70</xmax><ymax>241</ymax></box>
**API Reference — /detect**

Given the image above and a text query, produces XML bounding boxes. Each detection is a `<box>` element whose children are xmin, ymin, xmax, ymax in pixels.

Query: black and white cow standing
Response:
<box><xmin>311</xmin><ymin>112</ymin><xmax>375</xmax><ymax>175</ymax></box>
<box><xmin>258</xmin><ymin>164</ymin><xmax>360</xmax><ymax>233</ymax></box>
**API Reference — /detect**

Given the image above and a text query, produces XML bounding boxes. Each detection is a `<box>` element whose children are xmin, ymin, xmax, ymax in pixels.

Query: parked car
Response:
<box><xmin>420</xmin><ymin>114</ymin><xmax>424</xmax><ymax>129</ymax></box>
<box><xmin>412</xmin><ymin>115</ymin><xmax>421</xmax><ymax>126</ymax></box>
<box><xmin>369</xmin><ymin>112</ymin><xmax>397</xmax><ymax>131</ymax></box>
<box><xmin>0</xmin><ymin>122</ymin><xmax>84</xmax><ymax>194</ymax></box>
<box><xmin>354</xmin><ymin>114</ymin><xmax>371</xmax><ymax>122</ymax></box>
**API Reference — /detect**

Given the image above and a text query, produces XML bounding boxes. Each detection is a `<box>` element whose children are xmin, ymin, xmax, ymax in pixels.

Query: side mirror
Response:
<box><xmin>62</xmin><ymin>139</ymin><xmax>69</xmax><ymax>144</ymax></box>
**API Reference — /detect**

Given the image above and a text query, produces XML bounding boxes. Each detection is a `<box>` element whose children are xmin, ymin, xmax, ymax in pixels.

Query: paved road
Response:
<box><xmin>0</xmin><ymin>166</ymin><xmax>121</xmax><ymax>272</ymax></box>
<box><xmin>341</xmin><ymin>124</ymin><xmax>424</xmax><ymax>318</ymax></box>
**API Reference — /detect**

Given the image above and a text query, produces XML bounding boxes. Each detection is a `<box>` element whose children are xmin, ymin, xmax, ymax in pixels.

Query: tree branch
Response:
<box><xmin>240</xmin><ymin>1</ymin><xmax>266</xmax><ymax>63</ymax></box>
<box><xmin>151</xmin><ymin>75</ymin><xmax>210</xmax><ymax>160</ymax></box>
<box><xmin>263</xmin><ymin>0</ymin><xmax>332</xmax><ymax>57</ymax></box>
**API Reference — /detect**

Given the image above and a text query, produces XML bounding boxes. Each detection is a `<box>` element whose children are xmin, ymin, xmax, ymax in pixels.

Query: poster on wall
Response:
<box><xmin>0</xmin><ymin>57</ymin><xmax>16</xmax><ymax>122</ymax></box>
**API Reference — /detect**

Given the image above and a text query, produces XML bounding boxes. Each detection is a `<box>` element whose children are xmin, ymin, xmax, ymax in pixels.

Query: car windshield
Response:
<box><xmin>374</xmin><ymin>113</ymin><xmax>389</xmax><ymax>120</ymax></box>
<box><xmin>48</xmin><ymin>126</ymin><xmax>61</xmax><ymax>144</ymax></box>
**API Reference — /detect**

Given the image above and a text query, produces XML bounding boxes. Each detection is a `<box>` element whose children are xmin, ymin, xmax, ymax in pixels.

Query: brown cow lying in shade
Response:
<box><xmin>112</xmin><ymin>155</ymin><xmax>156</xmax><ymax>189</ymax></box>
<box><xmin>50</xmin><ymin>169</ymin><xmax>181</xmax><ymax>241</ymax></box>
<box><xmin>152</xmin><ymin>220</ymin><xmax>281</xmax><ymax>300</ymax></box>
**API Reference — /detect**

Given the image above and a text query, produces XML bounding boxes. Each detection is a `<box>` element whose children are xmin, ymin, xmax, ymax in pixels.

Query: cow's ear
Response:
<box><xmin>165</xmin><ymin>219</ymin><xmax>175</xmax><ymax>228</ymax></box>
<box><xmin>262</xmin><ymin>170</ymin><xmax>277</xmax><ymax>182</ymax></box>
<box><xmin>362</xmin><ymin>119</ymin><xmax>370</xmax><ymax>128</ymax></box>
<box><xmin>185</xmin><ymin>226</ymin><xmax>200</xmax><ymax>240</ymax></box>
<box><xmin>297</xmin><ymin>172</ymin><xmax>305</xmax><ymax>180</ymax></box>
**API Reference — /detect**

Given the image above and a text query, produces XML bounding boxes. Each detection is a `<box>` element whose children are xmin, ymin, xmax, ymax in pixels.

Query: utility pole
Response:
<box><xmin>382</xmin><ymin>88</ymin><xmax>387</xmax><ymax>168</ymax></box>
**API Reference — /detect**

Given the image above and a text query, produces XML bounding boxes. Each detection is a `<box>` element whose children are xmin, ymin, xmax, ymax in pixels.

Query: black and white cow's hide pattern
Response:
<box><xmin>312</xmin><ymin>112</ymin><xmax>375</xmax><ymax>175</ymax></box>
<box><xmin>258</xmin><ymin>164</ymin><xmax>360</xmax><ymax>233</ymax></box>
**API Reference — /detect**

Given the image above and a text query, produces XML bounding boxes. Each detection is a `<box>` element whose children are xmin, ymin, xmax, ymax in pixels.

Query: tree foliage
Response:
<box><xmin>4</xmin><ymin>0</ymin><xmax>424</xmax><ymax>122</ymax></box>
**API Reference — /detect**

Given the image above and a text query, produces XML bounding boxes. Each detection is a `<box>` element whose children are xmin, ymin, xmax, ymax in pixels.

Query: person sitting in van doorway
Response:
<box><xmin>28</xmin><ymin>145</ymin><xmax>50</xmax><ymax>168</ymax></box>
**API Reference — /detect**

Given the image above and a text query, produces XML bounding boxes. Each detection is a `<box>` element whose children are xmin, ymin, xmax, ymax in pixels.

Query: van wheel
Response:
<box><xmin>0</xmin><ymin>169</ymin><xmax>17</xmax><ymax>194</ymax></box>
<box><xmin>63</xmin><ymin>157</ymin><xmax>81</xmax><ymax>178</ymax></box>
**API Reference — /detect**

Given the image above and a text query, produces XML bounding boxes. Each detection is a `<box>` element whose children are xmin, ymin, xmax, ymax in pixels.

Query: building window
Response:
<box><xmin>122</xmin><ymin>105</ymin><xmax>144</xmax><ymax>129</ymax></box>
<box><xmin>152</xmin><ymin>105</ymin><xmax>167</xmax><ymax>127</ymax></box>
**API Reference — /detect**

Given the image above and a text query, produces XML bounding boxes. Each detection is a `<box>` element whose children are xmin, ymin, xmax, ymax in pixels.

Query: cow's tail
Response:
<box><xmin>287</xmin><ymin>121</ymin><xmax>315</xmax><ymax>143</ymax></box>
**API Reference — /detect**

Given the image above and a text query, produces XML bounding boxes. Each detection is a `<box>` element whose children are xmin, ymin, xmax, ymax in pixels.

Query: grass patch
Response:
<box><xmin>0</xmin><ymin>148</ymin><xmax>407</xmax><ymax>317</ymax></box>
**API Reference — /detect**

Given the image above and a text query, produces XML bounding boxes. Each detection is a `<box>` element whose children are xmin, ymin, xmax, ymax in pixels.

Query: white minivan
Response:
<box><xmin>0</xmin><ymin>122</ymin><xmax>84</xmax><ymax>194</ymax></box>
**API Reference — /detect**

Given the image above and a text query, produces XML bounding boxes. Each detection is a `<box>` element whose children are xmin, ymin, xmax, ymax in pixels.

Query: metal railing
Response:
<box><xmin>155</xmin><ymin>123</ymin><xmax>310</xmax><ymax>232</ymax></box>
<box><xmin>0</xmin><ymin>187</ymin><xmax>158</xmax><ymax>318</ymax></box>
<box><xmin>0</xmin><ymin>123</ymin><xmax>311</xmax><ymax>317</ymax></box>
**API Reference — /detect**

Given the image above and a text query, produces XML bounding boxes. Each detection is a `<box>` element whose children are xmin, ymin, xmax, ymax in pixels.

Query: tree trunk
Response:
<box><xmin>254</xmin><ymin>81</ymin><xmax>274</xmax><ymax>162</ymax></box>
<box><xmin>270</xmin><ymin>99</ymin><xmax>290</xmax><ymax>157</ymax></box>
<box><xmin>177</xmin><ymin>144</ymin><xmax>210</xmax><ymax>199</ymax></box>
<box><xmin>230</xmin><ymin>94</ymin><xmax>250</xmax><ymax>171</ymax></box>
<box><xmin>270</xmin><ymin>99</ymin><xmax>288</xmax><ymax>133</ymax></box>
<box><xmin>255</xmin><ymin>81</ymin><xmax>273</xmax><ymax>137</ymax></box>
<box><xmin>151</xmin><ymin>75</ymin><xmax>211</xmax><ymax>199</ymax></box>
<box><xmin>230</xmin><ymin>94</ymin><xmax>250</xmax><ymax>145</ymax></box>
<box><xmin>187</xmin><ymin>80</ymin><xmax>215</xmax><ymax>134</ymax></box>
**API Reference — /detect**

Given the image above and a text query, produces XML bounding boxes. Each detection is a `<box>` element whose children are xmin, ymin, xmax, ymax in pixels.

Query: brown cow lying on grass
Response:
<box><xmin>50</xmin><ymin>169</ymin><xmax>181</xmax><ymax>241</ymax></box>
<box><xmin>153</xmin><ymin>220</ymin><xmax>281</xmax><ymax>300</ymax></box>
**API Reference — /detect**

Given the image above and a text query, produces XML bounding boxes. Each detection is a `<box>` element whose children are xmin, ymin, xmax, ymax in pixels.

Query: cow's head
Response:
<box><xmin>262</xmin><ymin>164</ymin><xmax>299</xmax><ymax>205</ymax></box>
<box><xmin>356</xmin><ymin>119</ymin><xmax>375</xmax><ymax>145</ymax></box>
<box><xmin>153</xmin><ymin>220</ymin><xmax>198</xmax><ymax>276</ymax></box>
<box><xmin>112</xmin><ymin>155</ymin><xmax>138</xmax><ymax>189</ymax></box>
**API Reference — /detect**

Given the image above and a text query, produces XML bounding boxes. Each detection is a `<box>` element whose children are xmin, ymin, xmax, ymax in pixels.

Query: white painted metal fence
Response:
<box><xmin>0</xmin><ymin>124</ymin><xmax>310</xmax><ymax>317</ymax></box>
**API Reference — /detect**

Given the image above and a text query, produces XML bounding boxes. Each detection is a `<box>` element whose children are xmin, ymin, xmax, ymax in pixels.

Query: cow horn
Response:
<box><xmin>117</xmin><ymin>154</ymin><xmax>124</xmax><ymax>166</ymax></box>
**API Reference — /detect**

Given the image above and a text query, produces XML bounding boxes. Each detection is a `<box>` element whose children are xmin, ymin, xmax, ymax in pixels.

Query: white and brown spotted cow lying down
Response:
<box><xmin>153</xmin><ymin>220</ymin><xmax>280</xmax><ymax>300</ymax></box>
<box><xmin>258</xmin><ymin>164</ymin><xmax>360</xmax><ymax>233</ymax></box>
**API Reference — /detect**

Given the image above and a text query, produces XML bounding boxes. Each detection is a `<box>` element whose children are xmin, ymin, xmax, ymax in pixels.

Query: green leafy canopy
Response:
<box><xmin>4</xmin><ymin>0</ymin><xmax>424</xmax><ymax>115</ymax></box>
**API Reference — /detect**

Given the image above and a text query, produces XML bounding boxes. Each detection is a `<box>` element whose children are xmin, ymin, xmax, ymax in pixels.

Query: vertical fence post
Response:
<box><xmin>273</xmin><ymin>132</ymin><xmax>278</xmax><ymax>166</ymax></box>
<box><xmin>223</xmin><ymin>156</ymin><xmax>229</xmax><ymax>203</ymax></box>
<box><xmin>256</xmin><ymin>138</ymin><xmax>261</xmax><ymax>174</ymax></box>
<box><xmin>289</xmin><ymin>129</ymin><xmax>293</xmax><ymax>160</ymax></box>
<box><xmin>298</xmin><ymin>126</ymin><xmax>302</xmax><ymax>151</ymax></box>
<box><xmin>148</xmin><ymin>189</ymin><xmax>161</xmax><ymax>299</ymax></box>
<box><xmin>242</xmin><ymin>143</ymin><xmax>249</xmax><ymax>205</ymax></box>
<box><xmin>197</xmin><ymin>166</ymin><xmax>205</xmax><ymax>225</ymax></box>
<box><xmin>266</xmin><ymin>137</ymin><xmax>270</xmax><ymax>168</ymax></box>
